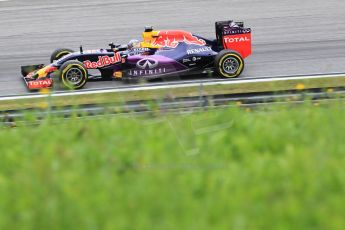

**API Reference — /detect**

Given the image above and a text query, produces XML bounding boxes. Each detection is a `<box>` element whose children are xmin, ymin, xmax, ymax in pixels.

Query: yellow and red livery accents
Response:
<box><xmin>222</xmin><ymin>32</ymin><xmax>252</xmax><ymax>59</ymax></box>
<box><xmin>149</xmin><ymin>30</ymin><xmax>206</xmax><ymax>48</ymax></box>
<box><xmin>27</xmin><ymin>78</ymin><xmax>53</xmax><ymax>90</ymax></box>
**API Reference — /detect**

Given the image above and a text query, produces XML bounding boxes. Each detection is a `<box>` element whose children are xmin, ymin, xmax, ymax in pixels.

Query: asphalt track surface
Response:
<box><xmin>1</xmin><ymin>0</ymin><xmax>345</xmax><ymax>96</ymax></box>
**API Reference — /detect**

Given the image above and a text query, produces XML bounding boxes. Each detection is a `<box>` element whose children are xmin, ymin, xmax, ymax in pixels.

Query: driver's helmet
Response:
<box><xmin>128</xmin><ymin>39</ymin><xmax>140</xmax><ymax>49</ymax></box>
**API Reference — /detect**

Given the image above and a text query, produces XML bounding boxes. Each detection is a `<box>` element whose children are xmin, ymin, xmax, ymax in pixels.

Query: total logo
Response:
<box><xmin>129</xmin><ymin>58</ymin><xmax>166</xmax><ymax>76</ymax></box>
<box><xmin>27</xmin><ymin>79</ymin><xmax>52</xmax><ymax>89</ymax></box>
<box><xmin>83</xmin><ymin>53</ymin><xmax>121</xmax><ymax>69</ymax></box>
<box><xmin>224</xmin><ymin>36</ymin><xmax>251</xmax><ymax>43</ymax></box>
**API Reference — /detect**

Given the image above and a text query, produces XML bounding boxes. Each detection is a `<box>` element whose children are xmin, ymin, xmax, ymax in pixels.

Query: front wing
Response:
<box><xmin>21</xmin><ymin>65</ymin><xmax>54</xmax><ymax>90</ymax></box>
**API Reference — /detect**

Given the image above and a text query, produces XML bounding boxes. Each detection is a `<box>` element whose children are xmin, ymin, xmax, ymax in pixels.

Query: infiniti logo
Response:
<box><xmin>136</xmin><ymin>58</ymin><xmax>159</xmax><ymax>69</ymax></box>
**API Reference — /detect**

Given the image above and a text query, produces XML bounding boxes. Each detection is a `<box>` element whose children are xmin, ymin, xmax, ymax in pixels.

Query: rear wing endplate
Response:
<box><xmin>216</xmin><ymin>21</ymin><xmax>252</xmax><ymax>59</ymax></box>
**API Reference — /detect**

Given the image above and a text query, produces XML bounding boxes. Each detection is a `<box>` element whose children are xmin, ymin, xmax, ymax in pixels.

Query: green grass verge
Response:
<box><xmin>1</xmin><ymin>75</ymin><xmax>344</xmax><ymax>111</ymax></box>
<box><xmin>1</xmin><ymin>101</ymin><xmax>345</xmax><ymax>229</ymax></box>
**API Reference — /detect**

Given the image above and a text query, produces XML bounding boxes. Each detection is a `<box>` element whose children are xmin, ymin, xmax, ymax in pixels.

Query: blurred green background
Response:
<box><xmin>1</xmin><ymin>101</ymin><xmax>345</xmax><ymax>230</ymax></box>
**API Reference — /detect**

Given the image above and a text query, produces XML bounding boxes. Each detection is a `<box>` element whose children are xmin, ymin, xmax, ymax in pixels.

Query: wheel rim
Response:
<box><xmin>65</xmin><ymin>68</ymin><xmax>84</xmax><ymax>85</ymax></box>
<box><xmin>222</xmin><ymin>56</ymin><xmax>240</xmax><ymax>74</ymax></box>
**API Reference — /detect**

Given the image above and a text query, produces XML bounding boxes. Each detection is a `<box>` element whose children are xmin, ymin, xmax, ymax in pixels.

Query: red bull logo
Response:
<box><xmin>152</xmin><ymin>30</ymin><xmax>206</xmax><ymax>48</ymax></box>
<box><xmin>83</xmin><ymin>53</ymin><xmax>121</xmax><ymax>69</ymax></box>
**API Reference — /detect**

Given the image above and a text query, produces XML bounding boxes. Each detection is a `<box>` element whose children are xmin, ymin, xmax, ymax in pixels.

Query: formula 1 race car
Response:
<box><xmin>21</xmin><ymin>20</ymin><xmax>252</xmax><ymax>90</ymax></box>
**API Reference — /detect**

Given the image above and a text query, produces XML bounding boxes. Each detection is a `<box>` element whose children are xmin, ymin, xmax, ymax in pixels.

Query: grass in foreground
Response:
<box><xmin>1</xmin><ymin>101</ymin><xmax>345</xmax><ymax>229</ymax></box>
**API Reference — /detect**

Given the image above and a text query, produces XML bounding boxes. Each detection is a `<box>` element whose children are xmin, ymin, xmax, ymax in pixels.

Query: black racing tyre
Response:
<box><xmin>50</xmin><ymin>48</ymin><xmax>74</xmax><ymax>63</ymax></box>
<box><xmin>215</xmin><ymin>50</ymin><xmax>244</xmax><ymax>78</ymax></box>
<box><xmin>60</xmin><ymin>60</ymin><xmax>88</xmax><ymax>90</ymax></box>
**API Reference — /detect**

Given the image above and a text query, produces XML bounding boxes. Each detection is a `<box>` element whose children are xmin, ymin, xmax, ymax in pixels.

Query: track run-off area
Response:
<box><xmin>1</xmin><ymin>0</ymin><xmax>345</xmax><ymax>96</ymax></box>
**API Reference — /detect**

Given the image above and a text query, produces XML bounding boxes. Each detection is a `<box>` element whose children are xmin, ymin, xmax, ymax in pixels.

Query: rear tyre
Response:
<box><xmin>215</xmin><ymin>50</ymin><xmax>244</xmax><ymax>78</ymax></box>
<box><xmin>60</xmin><ymin>60</ymin><xmax>88</xmax><ymax>90</ymax></box>
<box><xmin>50</xmin><ymin>48</ymin><xmax>74</xmax><ymax>63</ymax></box>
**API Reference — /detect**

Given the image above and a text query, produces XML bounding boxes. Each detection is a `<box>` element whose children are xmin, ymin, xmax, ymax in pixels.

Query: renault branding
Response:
<box><xmin>187</xmin><ymin>47</ymin><xmax>212</xmax><ymax>55</ymax></box>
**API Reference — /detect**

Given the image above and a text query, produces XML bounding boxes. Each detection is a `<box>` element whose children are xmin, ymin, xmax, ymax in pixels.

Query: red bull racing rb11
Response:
<box><xmin>21</xmin><ymin>20</ymin><xmax>252</xmax><ymax>90</ymax></box>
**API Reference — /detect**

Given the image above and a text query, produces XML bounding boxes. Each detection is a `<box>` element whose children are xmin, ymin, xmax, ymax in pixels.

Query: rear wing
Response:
<box><xmin>215</xmin><ymin>21</ymin><xmax>252</xmax><ymax>59</ymax></box>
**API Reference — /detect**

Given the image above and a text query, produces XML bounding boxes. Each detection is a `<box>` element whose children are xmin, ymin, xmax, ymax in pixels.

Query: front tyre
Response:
<box><xmin>215</xmin><ymin>50</ymin><xmax>244</xmax><ymax>78</ymax></box>
<box><xmin>60</xmin><ymin>60</ymin><xmax>88</xmax><ymax>90</ymax></box>
<box><xmin>50</xmin><ymin>48</ymin><xmax>74</xmax><ymax>63</ymax></box>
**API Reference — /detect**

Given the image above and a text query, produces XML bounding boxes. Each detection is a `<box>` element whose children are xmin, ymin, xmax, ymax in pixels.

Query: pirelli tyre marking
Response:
<box><xmin>217</xmin><ymin>52</ymin><xmax>244</xmax><ymax>78</ymax></box>
<box><xmin>61</xmin><ymin>62</ymin><xmax>87</xmax><ymax>90</ymax></box>
<box><xmin>56</xmin><ymin>51</ymin><xmax>70</xmax><ymax>58</ymax></box>
<box><xmin>50</xmin><ymin>48</ymin><xmax>74</xmax><ymax>63</ymax></box>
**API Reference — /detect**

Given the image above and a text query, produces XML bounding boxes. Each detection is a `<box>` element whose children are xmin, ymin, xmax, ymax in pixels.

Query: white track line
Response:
<box><xmin>0</xmin><ymin>73</ymin><xmax>344</xmax><ymax>101</ymax></box>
